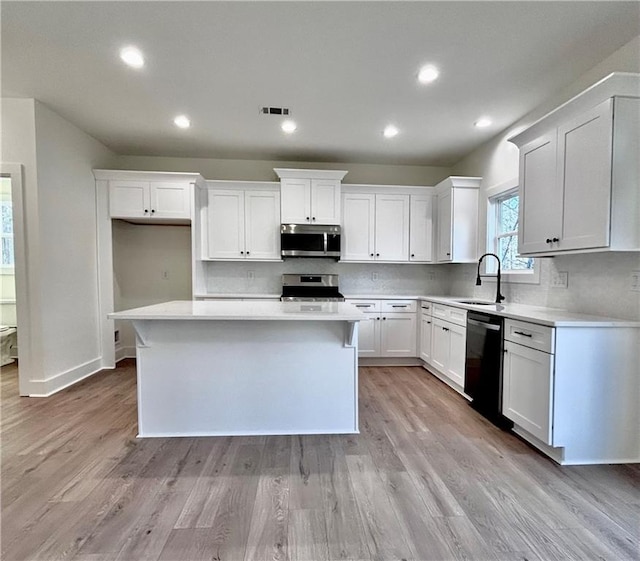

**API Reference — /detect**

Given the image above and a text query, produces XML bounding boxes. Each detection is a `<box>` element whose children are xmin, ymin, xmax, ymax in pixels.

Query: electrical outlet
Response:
<box><xmin>427</xmin><ymin>271</ymin><xmax>436</xmax><ymax>281</ymax></box>
<box><xmin>161</xmin><ymin>270</ymin><xmax>169</xmax><ymax>280</ymax></box>
<box><xmin>551</xmin><ymin>271</ymin><xmax>568</xmax><ymax>289</ymax></box>
<box><xmin>247</xmin><ymin>270</ymin><xmax>255</xmax><ymax>281</ymax></box>
<box><xmin>631</xmin><ymin>271</ymin><xmax>640</xmax><ymax>292</ymax></box>
<box><xmin>371</xmin><ymin>272</ymin><xmax>379</xmax><ymax>281</ymax></box>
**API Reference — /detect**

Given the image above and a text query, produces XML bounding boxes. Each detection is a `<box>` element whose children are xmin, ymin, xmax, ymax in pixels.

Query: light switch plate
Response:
<box><xmin>631</xmin><ymin>271</ymin><xmax>640</xmax><ymax>292</ymax></box>
<box><xmin>247</xmin><ymin>270</ymin><xmax>255</xmax><ymax>281</ymax></box>
<box><xmin>371</xmin><ymin>272</ymin><xmax>379</xmax><ymax>281</ymax></box>
<box><xmin>551</xmin><ymin>271</ymin><xmax>569</xmax><ymax>289</ymax></box>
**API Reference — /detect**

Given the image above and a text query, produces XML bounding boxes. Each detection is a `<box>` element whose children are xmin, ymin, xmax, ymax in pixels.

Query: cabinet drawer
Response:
<box><xmin>432</xmin><ymin>303</ymin><xmax>467</xmax><ymax>327</ymax></box>
<box><xmin>347</xmin><ymin>299</ymin><xmax>381</xmax><ymax>312</ymax></box>
<box><xmin>381</xmin><ymin>300</ymin><xmax>417</xmax><ymax>313</ymax></box>
<box><xmin>505</xmin><ymin>319</ymin><xmax>555</xmax><ymax>354</ymax></box>
<box><xmin>419</xmin><ymin>301</ymin><xmax>432</xmax><ymax>315</ymax></box>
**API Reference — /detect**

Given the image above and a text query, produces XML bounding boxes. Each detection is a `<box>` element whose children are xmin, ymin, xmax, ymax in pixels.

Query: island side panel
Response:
<box><xmin>133</xmin><ymin>319</ymin><xmax>358</xmax><ymax>437</ymax></box>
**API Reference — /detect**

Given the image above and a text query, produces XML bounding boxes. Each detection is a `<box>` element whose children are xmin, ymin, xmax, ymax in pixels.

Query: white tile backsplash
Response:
<box><xmin>204</xmin><ymin>260</ymin><xmax>448</xmax><ymax>297</ymax></box>
<box><xmin>448</xmin><ymin>253</ymin><xmax>640</xmax><ymax>321</ymax></box>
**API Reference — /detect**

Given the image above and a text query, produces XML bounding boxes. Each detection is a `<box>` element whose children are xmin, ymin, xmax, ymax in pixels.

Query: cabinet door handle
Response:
<box><xmin>546</xmin><ymin>238</ymin><xmax>552</xmax><ymax>243</ymax></box>
<box><xmin>552</xmin><ymin>237</ymin><xmax>559</xmax><ymax>242</ymax></box>
<box><xmin>421</xmin><ymin>306</ymin><xmax>429</xmax><ymax>310</ymax></box>
<box><xmin>392</xmin><ymin>305</ymin><xmax>407</xmax><ymax>308</ymax></box>
<box><xmin>442</xmin><ymin>327</ymin><xmax>449</xmax><ymax>331</ymax></box>
<box><xmin>426</xmin><ymin>321</ymin><xmax>431</xmax><ymax>324</ymax></box>
<box><xmin>355</xmin><ymin>305</ymin><xmax>372</xmax><ymax>308</ymax></box>
<box><xmin>446</xmin><ymin>252</ymin><xmax>451</xmax><ymax>256</ymax></box>
<box><xmin>514</xmin><ymin>330</ymin><xmax>532</xmax><ymax>337</ymax></box>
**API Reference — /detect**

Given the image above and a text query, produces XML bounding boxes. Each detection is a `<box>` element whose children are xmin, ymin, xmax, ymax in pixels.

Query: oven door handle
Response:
<box><xmin>467</xmin><ymin>318</ymin><xmax>501</xmax><ymax>331</ymax></box>
<box><xmin>323</xmin><ymin>232</ymin><xmax>328</xmax><ymax>254</ymax></box>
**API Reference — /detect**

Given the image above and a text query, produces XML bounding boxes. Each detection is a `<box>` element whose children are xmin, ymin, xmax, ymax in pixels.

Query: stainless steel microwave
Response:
<box><xmin>280</xmin><ymin>224</ymin><xmax>341</xmax><ymax>259</ymax></box>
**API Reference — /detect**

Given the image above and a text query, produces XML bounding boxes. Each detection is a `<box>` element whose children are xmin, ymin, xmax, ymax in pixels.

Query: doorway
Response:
<box><xmin>1</xmin><ymin>164</ymin><xmax>30</xmax><ymax>395</ymax></box>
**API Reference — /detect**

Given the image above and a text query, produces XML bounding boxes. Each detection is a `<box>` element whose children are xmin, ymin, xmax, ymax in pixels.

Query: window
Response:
<box><xmin>486</xmin><ymin>181</ymin><xmax>539</xmax><ymax>283</ymax></box>
<box><xmin>1</xmin><ymin>199</ymin><xmax>13</xmax><ymax>268</ymax></box>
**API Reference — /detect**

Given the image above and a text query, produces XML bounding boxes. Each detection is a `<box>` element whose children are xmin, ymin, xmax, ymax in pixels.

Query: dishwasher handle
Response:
<box><xmin>467</xmin><ymin>318</ymin><xmax>501</xmax><ymax>331</ymax></box>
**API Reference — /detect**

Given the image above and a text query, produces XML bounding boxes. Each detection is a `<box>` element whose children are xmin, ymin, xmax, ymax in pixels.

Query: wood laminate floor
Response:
<box><xmin>1</xmin><ymin>360</ymin><xmax>639</xmax><ymax>561</ymax></box>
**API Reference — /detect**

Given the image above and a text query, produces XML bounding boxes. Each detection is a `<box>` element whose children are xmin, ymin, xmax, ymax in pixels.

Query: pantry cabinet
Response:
<box><xmin>510</xmin><ymin>74</ymin><xmax>640</xmax><ymax>256</ymax></box>
<box><xmin>275</xmin><ymin>169</ymin><xmax>348</xmax><ymax>225</ymax></box>
<box><xmin>109</xmin><ymin>180</ymin><xmax>192</xmax><ymax>222</ymax></box>
<box><xmin>205</xmin><ymin>186</ymin><xmax>280</xmax><ymax>261</ymax></box>
<box><xmin>347</xmin><ymin>299</ymin><xmax>417</xmax><ymax>358</ymax></box>
<box><xmin>434</xmin><ymin>177</ymin><xmax>481</xmax><ymax>263</ymax></box>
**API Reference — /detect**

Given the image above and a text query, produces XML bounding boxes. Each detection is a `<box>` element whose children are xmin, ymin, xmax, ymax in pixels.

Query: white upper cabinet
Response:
<box><xmin>409</xmin><ymin>194</ymin><xmax>433</xmax><ymax>262</ymax></box>
<box><xmin>205</xmin><ymin>184</ymin><xmax>280</xmax><ymax>261</ymax></box>
<box><xmin>108</xmin><ymin>179</ymin><xmax>192</xmax><ymax>222</ymax></box>
<box><xmin>510</xmin><ymin>73</ymin><xmax>640</xmax><ymax>256</ymax></box>
<box><xmin>341</xmin><ymin>192</ymin><xmax>409</xmax><ymax>262</ymax></box>
<box><xmin>275</xmin><ymin>169</ymin><xmax>347</xmax><ymax>225</ymax></box>
<box><xmin>434</xmin><ymin>177</ymin><xmax>481</xmax><ymax>263</ymax></box>
<box><xmin>375</xmin><ymin>194</ymin><xmax>410</xmax><ymax>261</ymax></box>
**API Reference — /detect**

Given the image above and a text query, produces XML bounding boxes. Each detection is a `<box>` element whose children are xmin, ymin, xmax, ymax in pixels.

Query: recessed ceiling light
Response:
<box><xmin>120</xmin><ymin>46</ymin><xmax>145</xmax><ymax>69</ymax></box>
<box><xmin>281</xmin><ymin>120</ymin><xmax>297</xmax><ymax>134</ymax></box>
<box><xmin>474</xmin><ymin>117</ymin><xmax>492</xmax><ymax>128</ymax></box>
<box><xmin>383</xmin><ymin>125</ymin><xmax>399</xmax><ymax>138</ymax></box>
<box><xmin>174</xmin><ymin>115</ymin><xmax>191</xmax><ymax>129</ymax></box>
<box><xmin>418</xmin><ymin>64</ymin><xmax>439</xmax><ymax>84</ymax></box>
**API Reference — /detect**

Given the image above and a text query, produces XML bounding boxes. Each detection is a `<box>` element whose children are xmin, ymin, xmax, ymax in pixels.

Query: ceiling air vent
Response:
<box><xmin>261</xmin><ymin>106</ymin><xmax>290</xmax><ymax>116</ymax></box>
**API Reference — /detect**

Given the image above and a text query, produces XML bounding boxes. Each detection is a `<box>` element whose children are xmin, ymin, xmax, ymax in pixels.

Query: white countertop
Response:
<box><xmin>109</xmin><ymin>300</ymin><xmax>364</xmax><ymax>321</ymax></box>
<box><xmin>419</xmin><ymin>296</ymin><xmax>639</xmax><ymax>327</ymax></box>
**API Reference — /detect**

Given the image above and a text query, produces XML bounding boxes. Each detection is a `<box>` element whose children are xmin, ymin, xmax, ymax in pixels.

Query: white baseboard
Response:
<box><xmin>28</xmin><ymin>356</ymin><xmax>104</xmax><ymax>397</ymax></box>
<box><xmin>421</xmin><ymin>362</ymin><xmax>470</xmax><ymax>400</ymax></box>
<box><xmin>359</xmin><ymin>357</ymin><xmax>421</xmax><ymax>367</ymax></box>
<box><xmin>115</xmin><ymin>346</ymin><xmax>136</xmax><ymax>362</ymax></box>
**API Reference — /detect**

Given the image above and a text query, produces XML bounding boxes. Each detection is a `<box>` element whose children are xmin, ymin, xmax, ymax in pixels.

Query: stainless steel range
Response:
<box><xmin>280</xmin><ymin>274</ymin><xmax>345</xmax><ymax>302</ymax></box>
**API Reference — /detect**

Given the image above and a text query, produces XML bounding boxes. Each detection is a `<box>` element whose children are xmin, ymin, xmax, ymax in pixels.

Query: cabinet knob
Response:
<box><xmin>151</xmin><ymin>209</ymin><xmax>155</xmax><ymax>214</ymax></box>
<box><xmin>546</xmin><ymin>238</ymin><xmax>552</xmax><ymax>243</ymax></box>
<box><xmin>446</xmin><ymin>252</ymin><xmax>451</xmax><ymax>256</ymax></box>
<box><xmin>370</xmin><ymin>253</ymin><xmax>374</xmax><ymax>257</ymax></box>
<box><xmin>312</xmin><ymin>217</ymin><xmax>316</xmax><ymax>221</ymax></box>
<box><xmin>376</xmin><ymin>253</ymin><xmax>380</xmax><ymax>257</ymax></box>
<box><xmin>382</xmin><ymin>317</ymin><xmax>386</xmax><ymax>320</ymax></box>
<box><xmin>552</xmin><ymin>237</ymin><xmax>559</xmax><ymax>242</ymax></box>
<box><xmin>411</xmin><ymin>254</ymin><xmax>415</xmax><ymax>257</ymax></box>
<box><xmin>240</xmin><ymin>251</ymin><xmax>244</xmax><ymax>255</ymax></box>
<box><xmin>376</xmin><ymin>317</ymin><xmax>380</xmax><ymax>321</ymax></box>
<box><xmin>306</xmin><ymin>217</ymin><xmax>310</xmax><ymax>221</ymax></box>
<box><xmin>246</xmin><ymin>251</ymin><xmax>250</xmax><ymax>255</ymax></box>
<box><xmin>144</xmin><ymin>209</ymin><xmax>149</xmax><ymax>213</ymax></box>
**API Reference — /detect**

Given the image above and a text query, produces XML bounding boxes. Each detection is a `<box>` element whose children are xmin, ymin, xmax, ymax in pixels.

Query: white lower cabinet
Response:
<box><xmin>431</xmin><ymin>318</ymin><xmax>466</xmax><ymax>388</ymax></box>
<box><xmin>424</xmin><ymin>302</ymin><xmax>467</xmax><ymax>390</ymax></box>
<box><xmin>419</xmin><ymin>303</ymin><xmax>432</xmax><ymax>363</ymax></box>
<box><xmin>348</xmin><ymin>299</ymin><xmax>417</xmax><ymax>358</ymax></box>
<box><xmin>503</xmin><ymin>340</ymin><xmax>553</xmax><ymax>444</ymax></box>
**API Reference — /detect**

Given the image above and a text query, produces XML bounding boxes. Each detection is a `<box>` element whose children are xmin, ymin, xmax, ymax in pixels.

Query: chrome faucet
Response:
<box><xmin>476</xmin><ymin>253</ymin><xmax>505</xmax><ymax>303</ymax></box>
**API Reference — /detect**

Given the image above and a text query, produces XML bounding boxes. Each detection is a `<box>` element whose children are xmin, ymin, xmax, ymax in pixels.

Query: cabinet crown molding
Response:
<box><xmin>274</xmin><ymin>168</ymin><xmax>348</xmax><ymax>180</ymax></box>
<box><xmin>434</xmin><ymin>176</ymin><xmax>482</xmax><ymax>192</ymax></box>
<box><xmin>508</xmin><ymin>72</ymin><xmax>640</xmax><ymax>147</ymax></box>
<box><xmin>93</xmin><ymin>169</ymin><xmax>203</xmax><ymax>183</ymax></box>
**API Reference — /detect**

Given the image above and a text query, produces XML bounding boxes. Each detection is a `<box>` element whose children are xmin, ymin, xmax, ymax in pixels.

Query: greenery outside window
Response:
<box><xmin>0</xmin><ymin>200</ymin><xmax>14</xmax><ymax>270</ymax></box>
<box><xmin>486</xmin><ymin>180</ymin><xmax>539</xmax><ymax>284</ymax></box>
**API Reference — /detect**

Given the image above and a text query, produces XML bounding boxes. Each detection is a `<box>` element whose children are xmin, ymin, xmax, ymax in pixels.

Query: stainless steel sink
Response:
<box><xmin>456</xmin><ymin>300</ymin><xmax>494</xmax><ymax>305</ymax></box>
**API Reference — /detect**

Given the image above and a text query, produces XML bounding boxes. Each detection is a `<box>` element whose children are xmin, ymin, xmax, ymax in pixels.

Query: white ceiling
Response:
<box><xmin>2</xmin><ymin>1</ymin><xmax>639</xmax><ymax>166</ymax></box>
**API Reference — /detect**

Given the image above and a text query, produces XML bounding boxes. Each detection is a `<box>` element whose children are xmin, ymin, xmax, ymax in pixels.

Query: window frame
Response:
<box><xmin>485</xmin><ymin>178</ymin><xmax>540</xmax><ymax>284</ymax></box>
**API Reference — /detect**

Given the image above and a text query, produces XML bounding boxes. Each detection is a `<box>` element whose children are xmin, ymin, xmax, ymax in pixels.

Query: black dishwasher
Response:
<box><xmin>464</xmin><ymin>312</ymin><xmax>513</xmax><ymax>429</ymax></box>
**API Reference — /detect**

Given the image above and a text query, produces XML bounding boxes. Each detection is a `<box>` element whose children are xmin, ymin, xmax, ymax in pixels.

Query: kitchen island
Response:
<box><xmin>109</xmin><ymin>300</ymin><xmax>363</xmax><ymax>437</ymax></box>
